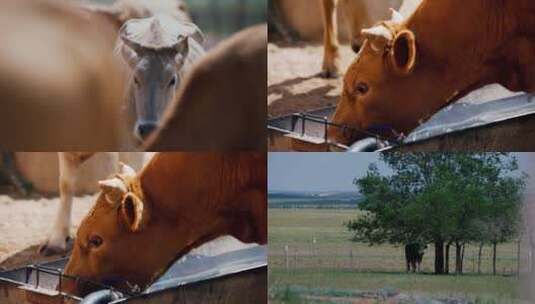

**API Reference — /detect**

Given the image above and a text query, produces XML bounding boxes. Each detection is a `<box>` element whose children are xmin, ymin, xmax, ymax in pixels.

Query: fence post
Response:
<box><xmin>284</xmin><ymin>244</ymin><xmax>289</xmax><ymax>271</ymax></box>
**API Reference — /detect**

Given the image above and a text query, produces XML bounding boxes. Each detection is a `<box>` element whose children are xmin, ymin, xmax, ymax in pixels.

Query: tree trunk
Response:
<box><xmin>477</xmin><ymin>242</ymin><xmax>483</xmax><ymax>274</ymax></box>
<box><xmin>445</xmin><ymin>242</ymin><xmax>451</xmax><ymax>274</ymax></box>
<box><xmin>455</xmin><ymin>242</ymin><xmax>462</xmax><ymax>274</ymax></box>
<box><xmin>434</xmin><ymin>241</ymin><xmax>445</xmax><ymax>274</ymax></box>
<box><xmin>492</xmin><ymin>242</ymin><xmax>497</xmax><ymax>276</ymax></box>
<box><xmin>460</xmin><ymin>243</ymin><xmax>465</xmax><ymax>274</ymax></box>
<box><xmin>517</xmin><ymin>239</ymin><xmax>521</xmax><ymax>277</ymax></box>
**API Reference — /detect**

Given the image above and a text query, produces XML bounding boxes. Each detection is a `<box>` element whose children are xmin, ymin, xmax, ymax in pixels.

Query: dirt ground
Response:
<box><xmin>0</xmin><ymin>194</ymin><xmax>94</xmax><ymax>270</ymax></box>
<box><xmin>268</xmin><ymin>43</ymin><xmax>355</xmax><ymax>118</ymax></box>
<box><xmin>267</xmin><ymin>42</ymin><xmax>518</xmax><ymax>119</ymax></box>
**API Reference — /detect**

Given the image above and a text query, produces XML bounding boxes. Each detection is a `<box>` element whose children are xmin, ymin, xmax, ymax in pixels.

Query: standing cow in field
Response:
<box><xmin>320</xmin><ymin>0</ymin><xmax>422</xmax><ymax>78</ymax></box>
<box><xmin>405</xmin><ymin>242</ymin><xmax>426</xmax><ymax>272</ymax></box>
<box><xmin>328</xmin><ymin>0</ymin><xmax>535</xmax><ymax>145</ymax></box>
<box><xmin>146</xmin><ymin>24</ymin><xmax>267</xmax><ymax>151</ymax></box>
<box><xmin>62</xmin><ymin>152</ymin><xmax>267</xmax><ymax>297</ymax></box>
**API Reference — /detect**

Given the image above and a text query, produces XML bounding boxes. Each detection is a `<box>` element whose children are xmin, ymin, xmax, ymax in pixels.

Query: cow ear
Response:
<box><xmin>390</xmin><ymin>30</ymin><xmax>417</xmax><ymax>75</ymax></box>
<box><xmin>99</xmin><ymin>178</ymin><xmax>127</xmax><ymax>205</ymax></box>
<box><xmin>120</xmin><ymin>193</ymin><xmax>146</xmax><ymax>232</ymax></box>
<box><xmin>174</xmin><ymin>38</ymin><xmax>189</xmax><ymax>67</ymax></box>
<box><xmin>120</xmin><ymin>44</ymin><xmax>139</xmax><ymax>69</ymax></box>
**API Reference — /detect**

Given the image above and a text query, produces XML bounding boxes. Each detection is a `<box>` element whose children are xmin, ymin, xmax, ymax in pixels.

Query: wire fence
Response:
<box><xmin>269</xmin><ymin>243</ymin><xmax>523</xmax><ymax>276</ymax></box>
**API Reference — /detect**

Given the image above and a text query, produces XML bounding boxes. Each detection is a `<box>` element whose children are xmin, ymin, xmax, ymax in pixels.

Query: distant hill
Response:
<box><xmin>268</xmin><ymin>190</ymin><xmax>362</xmax><ymax>209</ymax></box>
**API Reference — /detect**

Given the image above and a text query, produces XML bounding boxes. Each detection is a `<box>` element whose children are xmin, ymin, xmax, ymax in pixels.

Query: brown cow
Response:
<box><xmin>0</xmin><ymin>0</ymin><xmax>126</xmax><ymax>150</ymax></box>
<box><xmin>329</xmin><ymin>0</ymin><xmax>535</xmax><ymax>146</ymax></box>
<box><xmin>62</xmin><ymin>152</ymin><xmax>266</xmax><ymax>297</ymax></box>
<box><xmin>145</xmin><ymin>24</ymin><xmax>267</xmax><ymax>151</ymax></box>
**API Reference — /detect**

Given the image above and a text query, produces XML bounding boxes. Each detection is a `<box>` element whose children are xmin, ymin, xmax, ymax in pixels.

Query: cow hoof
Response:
<box><xmin>38</xmin><ymin>236</ymin><xmax>73</xmax><ymax>256</ymax></box>
<box><xmin>318</xmin><ymin>70</ymin><xmax>339</xmax><ymax>79</ymax></box>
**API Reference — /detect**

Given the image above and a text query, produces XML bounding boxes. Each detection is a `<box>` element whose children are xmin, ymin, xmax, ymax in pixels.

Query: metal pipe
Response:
<box><xmin>80</xmin><ymin>290</ymin><xmax>122</xmax><ymax>304</ymax></box>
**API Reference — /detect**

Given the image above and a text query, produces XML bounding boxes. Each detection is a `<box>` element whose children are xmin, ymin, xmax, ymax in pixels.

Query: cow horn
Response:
<box><xmin>99</xmin><ymin>178</ymin><xmax>127</xmax><ymax>205</ymax></box>
<box><xmin>120</xmin><ymin>162</ymin><xmax>136</xmax><ymax>178</ymax></box>
<box><xmin>361</xmin><ymin>26</ymin><xmax>393</xmax><ymax>52</ymax></box>
<box><xmin>389</xmin><ymin>8</ymin><xmax>404</xmax><ymax>23</ymax></box>
<box><xmin>119</xmin><ymin>23</ymin><xmax>144</xmax><ymax>54</ymax></box>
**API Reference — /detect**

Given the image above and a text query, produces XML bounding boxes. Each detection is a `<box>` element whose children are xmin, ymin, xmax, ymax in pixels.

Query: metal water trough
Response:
<box><xmin>268</xmin><ymin>93</ymin><xmax>535</xmax><ymax>152</ymax></box>
<box><xmin>0</xmin><ymin>245</ymin><xmax>267</xmax><ymax>304</ymax></box>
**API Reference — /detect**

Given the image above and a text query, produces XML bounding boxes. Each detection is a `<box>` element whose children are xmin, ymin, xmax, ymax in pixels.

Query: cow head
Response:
<box><xmin>120</xmin><ymin>16</ymin><xmax>203</xmax><ymax>141</ymax></box>
<box><xmin>62</xmin><ymin>163</ymin><xmax>169</xmax><ymax>297</ymax></box>
<box><xmin>328</xmin><ymin>9</ymin><xmax>455</xmax><ymax>146</ymax></box>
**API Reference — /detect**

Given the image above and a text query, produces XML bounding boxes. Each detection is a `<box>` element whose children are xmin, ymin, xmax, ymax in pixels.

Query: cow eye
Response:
<box><xmin>133</xmin><ymin>77</ymin><xmax>140</xmax><ymax>86</ymax></box>
<box><xmin>168</xmin><ymin>76</ymin><xmax>176</xmax><ymax>87</ymax></box>
<box><xmin>356</xmin><ymin>82</ymin><xmax>369</xmax><ymax>95</ymax></box>
<box><xmin>88</xmin><ymin>235</ymin><xmax>103</xmax><ymax>248</ymax></box>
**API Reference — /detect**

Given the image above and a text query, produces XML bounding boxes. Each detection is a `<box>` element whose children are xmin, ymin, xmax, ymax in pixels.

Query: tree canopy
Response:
<box><xmin>347</xmin><ymin>153</ymin><xmax>527</xmax><ymax>274</ymax></box>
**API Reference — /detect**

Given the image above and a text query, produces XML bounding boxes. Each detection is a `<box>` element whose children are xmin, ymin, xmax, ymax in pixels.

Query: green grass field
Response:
<box><xmin>269</xmin><ymin>208</ymin><xmax>524</xmax><ymax>303</ymax></box>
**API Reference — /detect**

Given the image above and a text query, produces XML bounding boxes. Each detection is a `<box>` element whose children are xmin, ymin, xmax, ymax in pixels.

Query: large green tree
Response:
<box><xmin>347</xmin><ymin>153</ymin><xmax>526</xmax><ymax>275</ymax></box>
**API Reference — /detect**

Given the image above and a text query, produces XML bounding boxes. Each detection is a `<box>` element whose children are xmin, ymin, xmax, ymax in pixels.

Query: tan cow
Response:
<box><xmin>145</xmin><ymin>25</ymin><xmax>267</xmax><ymax>151</ymax></box>
<box><xmin>89</xmin><ymin>0</ymin><xmax>204</xmax><ymax>142</ymax></box>
<box><xmin>0</xmin><ymin>0</ymin><xmax>126</xmax><ymax>150</ymax></box>
<box><xmin>329</xmin><ymin>0</ymin><xmax>535</xmax><ymax>145</ymax></box>
<box><xmin>62</xmin><ymin>152</ymin><xmax>266</xmax><ymax>297</ymax></box>
<box><xmin>119</xmin><ymin>14</ymin><xmax>205</xmax><ymax>141</ymax></box>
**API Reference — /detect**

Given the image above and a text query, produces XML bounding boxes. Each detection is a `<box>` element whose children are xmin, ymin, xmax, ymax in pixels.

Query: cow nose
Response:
<box><xmin>136</xmin><ymin>123</ymin><xmax>157</xmax><ymax>140</ymax></box>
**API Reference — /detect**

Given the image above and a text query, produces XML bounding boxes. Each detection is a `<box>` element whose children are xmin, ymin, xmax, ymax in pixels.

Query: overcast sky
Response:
<box><xmin>268</xmin><ymin>153</ymin><xmax>535</xmax><ymax>193</ymax></box>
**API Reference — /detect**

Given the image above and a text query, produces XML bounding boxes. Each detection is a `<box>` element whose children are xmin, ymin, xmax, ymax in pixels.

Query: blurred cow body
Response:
<box><xmin>0</xmin><ymin>0</ymin><xmax>126</xmax><ymax>150</ymax></box>
<box><xmin>146</xmin><ymin>25</ymin><xmax>267</xmax><ymax>151</ymax></box>
<box><xmin>63</xmin><ymin>152</ymin><xmax>266</xmax><ymax>296</ymax></box>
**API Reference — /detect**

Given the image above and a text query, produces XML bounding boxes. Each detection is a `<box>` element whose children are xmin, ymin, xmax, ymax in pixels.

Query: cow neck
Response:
<box><xmin>400</xmin><ymin>0</ymin><xmax>529</xmax><ymax>114</ymax></box>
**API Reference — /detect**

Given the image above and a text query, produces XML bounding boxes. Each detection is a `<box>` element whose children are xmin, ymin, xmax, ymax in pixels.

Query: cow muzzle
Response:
<box><xmin>134</xmin><ymin>121</ymin><xmax>158</xmax><ymax>141</ymax></box>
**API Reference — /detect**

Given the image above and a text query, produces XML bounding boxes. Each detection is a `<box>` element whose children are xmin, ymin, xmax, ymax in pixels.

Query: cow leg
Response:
<box><xmin>40</xmin><ymin>153</ymin><xmax>84</xmax><ymax>256</ymax></box>
<box><xmin>340</xmin><ymin>0</ymin><xmax>362</xmax><ymax>53</ymax></box>
<box><xmin>320</xmin><ymin>0</ymin><xmax>340</xmax><ymax>78</ymax></box>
